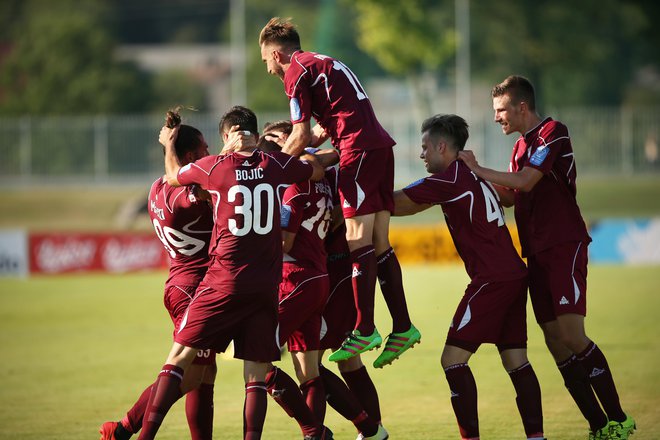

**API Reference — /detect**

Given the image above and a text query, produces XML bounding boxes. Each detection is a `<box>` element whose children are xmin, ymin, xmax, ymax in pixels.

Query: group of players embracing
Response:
<box><xmin>99</xmin><ymin>16</ymin><xmax>635</xmax><ymax>440</ymax></box>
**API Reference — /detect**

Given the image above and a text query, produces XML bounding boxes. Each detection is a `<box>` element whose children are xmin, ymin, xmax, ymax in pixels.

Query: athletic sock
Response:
<box><xmin>138</xmin><ymin>364</ymin><xmax>184</xmax><ymax>440</ymax></box>
<box><xmin>557</xmin><ymin>354</ymin><xmax>608</xmax><ymax>432</ymax></box>
<box><xmin>444</xmin><ymin>363</ymin><xmax>479</xmax><ymax>439</ymax></box>
<box><xmin>341</xmin><ymin>365</ymin><xmax>382</xmax><ymax>423</ymax></box>
<box><xmin>300</xmin><ymin>376</ymin><xmax>327</xmax><ymax>424</ymax></box>
<box><xmin>577</xmin><ymin>342</ymin><xmax>626</xmax><ymax>423</ymax></box>
<box><xmin>350</xmin><ymin>245</ymin><xmax>377</xmax><ymax>335</ymax></box>
<box><xmin>265</xmin><ymin>367</ymin><xmax>320</xmax><ymax>437</ymax></box>
<box><xmin>185</xmin><ymin>383</ymin><xmax>214</xmax><ymax>440</ymax></box>
<box><xmin>376</xmin><ymin>248</ymin><xmax>411</xmax><ymax>333</ymax></box>
<box><xmin>319</xmin><ymin>365</ymin><xmax>379</xmax><ymax>436</ymax></box>
<box><xmin>244</xmin><ymin>381</ymin><xmax>267</xmax><ymax>440</ymax></box>
<box><xmin>507</xmin><ymin>362</ymin><xmax>544</xmax><ymax>437</ymax></box>
<box><xmin>121</xmin><ymin>383</ymin><xmax>153</xmax><ymax>435</ymax></box>
<box><xmin>114</xmin><ymin>420</ymin><xmax>134</xmax><ymax>440</ymax></box>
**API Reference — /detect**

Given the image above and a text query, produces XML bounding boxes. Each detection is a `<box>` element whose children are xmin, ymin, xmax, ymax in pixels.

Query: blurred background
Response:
<box><xmin>0</xmin><ymin>0</ymin><xmax>659</xmax><ymax>270</ymax></box>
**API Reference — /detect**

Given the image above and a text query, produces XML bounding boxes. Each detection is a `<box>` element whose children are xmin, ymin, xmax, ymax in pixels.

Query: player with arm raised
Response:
<box><xmin>99</xmin><ymin>109</ymin><xmax>216</xmax><ymax>440</ymax></box>
<box><xmin>259</xmin><ymin>17</ymin><xmax>420</xmax><ymax>368</ymax></box>
<box><xmin>396</xmin><ymin>114</ymin><xmax>545</xmax><ymax>440</ymax></box>
<box><xmin>458</xmin><ymin>76</ymin><xmax>635</xmax><ymax>440</ymax></box>
<box><xmin>136</xmin><ymin>106</ymin><xmax>328</xmax><ymax>440</ymax></box>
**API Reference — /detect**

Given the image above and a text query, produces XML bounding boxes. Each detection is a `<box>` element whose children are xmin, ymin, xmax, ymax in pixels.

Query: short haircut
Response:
<box><xmin>259</xmin><ymin>17</ymin><xmax>301</xmax><ymax>50</ymax></box>
<box><xmin>263</xmin><ymin>119</ymin><xmax>293</xmax><ymax>136</ymax></box>
<box><xmin>491</xmin><ymin>75</ymin><xmax>536</xmax><ymax>111</ymax></box>
<box><xmin>256</xmin><ymin>137</ymin><xmax>282</xmax><ymax>153</ymax></box>
<box><xmin>421</xmin><ymin>114</ymin><xmax>469</xmax><ymax>151</ymax></box>
<box><xmin>219</xmin><ymin>105</ymin><xmax>258</xmax><ymax>136</ymax></box>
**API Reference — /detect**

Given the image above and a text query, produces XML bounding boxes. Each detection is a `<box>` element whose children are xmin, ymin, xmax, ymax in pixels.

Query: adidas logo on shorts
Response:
<box><xmin>559</xmin><ymin>296</ymin><xmax>570</xmax><ymax>305</ymax></box>
<box><xmin>590</xmin><ymin>367</ymin><xmax>606</xmax><ymax>378</ymax></box>
<box><xmin>343</xmin><ymin>199</ymin><xmax>351</xmax><ymax>208</ymax></box>
<box><xmin>352</xmin><ymin>266</ymin><xmax>362</xmax><ymax>278</ymax></box>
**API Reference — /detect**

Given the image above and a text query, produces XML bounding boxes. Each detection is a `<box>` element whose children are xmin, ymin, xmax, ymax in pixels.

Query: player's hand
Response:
<box><xmin>221</xmin><ymin>125</ymin><xmax>256</xmax><ymax>154</ymax></box>
<box><xmin>159</xmin><ymin>125</ymin><xmax>179</xmax><ymax>148</ymax></box>
<box><xmin>457</xmin><ymin>150</ymin><xmax>479</xmax><ymax>171</ymax></box>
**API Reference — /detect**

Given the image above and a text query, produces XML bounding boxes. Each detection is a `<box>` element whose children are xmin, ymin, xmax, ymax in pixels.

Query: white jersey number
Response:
<box><xmin>479</xmin><ymin>181</ymin><xmax>505</xmax><ymax>227</ymax></box>
<box><xmin>153</xmin><ymin>219</ymin><xmax>206</xmax><ymax>258</ymax></box>
<box><xmin>300</xmin><ymin>197</ymin><xmax>332</xmax><ymax>240</ymax></box>
<box><xmin>332</xmin><ymin>60</ymin><xmax>368</xmax><ymax>101</ymax></box>
<box><xmin>228</xmin><ymin>183</ymin><xmax>275</xmax><ymax>236</ymax></box>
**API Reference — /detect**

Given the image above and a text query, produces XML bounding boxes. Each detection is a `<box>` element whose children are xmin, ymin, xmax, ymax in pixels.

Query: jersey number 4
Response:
<box><xmin>479</xmin><ymin>181</ymin><xmax>505</xmax><ymax>227</ymax></box>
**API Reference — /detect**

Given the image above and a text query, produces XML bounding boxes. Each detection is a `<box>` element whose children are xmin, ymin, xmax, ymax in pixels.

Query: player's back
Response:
<box><xmin>285</xmin><ymin>50</ymin><xmax>395</xmax><ymax>153</ymax></box>
<box><xmin>148</xmin><ymin>178</ymin><xmax>212</xmax><ymax>285</ymax></box>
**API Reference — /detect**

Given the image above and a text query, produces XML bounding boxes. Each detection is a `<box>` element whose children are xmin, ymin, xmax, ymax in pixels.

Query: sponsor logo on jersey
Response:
<box><xmin>589</xmin><ymin>367</ymin><xmax>606</xmax><ymax>378</ymax></box>
<box><xmin>150</xmin><ymin>200</ymin><xmax>165</xmax><ymax>220</ymax></box>
<box><xmin>559</xmin><ymin>296</ymin><xmax>569</xmax><ymax>305</ymax></box>
<box><xmin>530</xmin><ymin>146</ymin><xmax>550</xmax><ymax>166</ymax></box>
<box><xmin>352</xmin><ymin>266</ymin><xmax>362</xmax><ymax>278</ymax></box>
<box><xmin>290</xmin><ymin>98</ymin><xmax>302</xmax><ymax>121</ymax></box>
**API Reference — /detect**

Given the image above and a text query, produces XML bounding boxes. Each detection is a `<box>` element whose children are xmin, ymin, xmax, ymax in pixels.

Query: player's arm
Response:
<box><xmin>393</xmin><ymin>190</ymin><xmax>433</xmax><ymax>216</ymax></box>
<box><xmin>282</xmin><ymin>230</ymin><xmax>296</xmax><ymax>253</ymax></box>
<box><xmin>282</xmin><ymin>120</ymin><xmax>312</xmax><ymax>157</ymax></box>
<box><xmin>494</xmin><ymin>185</ymin><xmax>515</xmax><ymax>207</ymax></box>
<box><xmin>307</xmin><ymin>147</ymin><xmax>339</xmax><ymax>169</ymax></box>
<box><xmin>310</xmin><ymin>124</ymin><xmax>330</xmax><ymax>148</ymax></box>
<box><xmin>298</xmin><ymin>152</ymin><xmax>325</xmax><ymax>181</ymax></box>
<box><xmin>458</xmin><ymin>150</ymin><xmax>543</xmax><ymax>193</ymax></box>
<box><xmin>159</xmin><ymin>125</ymin><xmax>182</xmax><ymax>187</ymax></box>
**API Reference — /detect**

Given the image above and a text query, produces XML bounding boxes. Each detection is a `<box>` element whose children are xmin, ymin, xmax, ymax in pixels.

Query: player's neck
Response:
<box><xmin>520</xmin><ymin>113</ymin><xmax>543</xmax><ymax>136</ymax></box>
<box><xmin>234</xmin><ymin>148</ymin><xmax>257</xmax><ymax>157</ymax></box>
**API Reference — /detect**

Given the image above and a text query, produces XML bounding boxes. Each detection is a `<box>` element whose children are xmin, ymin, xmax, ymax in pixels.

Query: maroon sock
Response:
<box><xmin>265</xmin><ymin>367</ymin><xmax>320</xmax><ymax>437</ymax></box>
<box><xmin>138</xmin><ymin>364</ymin><xmax>184</xmax><ymax>440</ymax></box>
<box><xmin>557</xmin><ymin>354</ymin><xmax>608</xmax><ymax>432</ymax></box>
<box><xmin>508</xmin><ymin>362</ymin><xmax>544</xmax><ymax>437</ymax></box>
<box><xmin>244</xmin><ymin>382</ymin><xmax>267</xmax><ymax>440</ymax></box>
<box><xmin>376</xmin><ymin>248</ymin><xmax>411</xmax><ymax>333</ymax></box>
<box><xmin>444</xmin><ymin>363</ymin><xmax>479</xmax><ymax>439</ymax></box>
<box><xmin>185</xmin><ymin>383</ymin><xmax>214</xmax><ymax>440</ymax></box>
<box><xmin>578</xmin><ymin>342</ymin><xmax>626</xmax><ymax>423</ymax></box>
<box><xmin>341</xmin><ymin>366</ymin><xmax>381</xmax><ymax>423</ymax></box>
<box><xmin>350</xmin><ymin>245</ymin><xmax>377</xmax><ymax>334</ymax></box>
<box><xmin>319</xmin><ymin>365</ymin><xmax>379</xmax><ymax>436</ymax></box>
<box><xmin>300</xmin><ymin>376</ymin><xmax>327</xmax><ymax>424</ymax></box>
<box><xmin>121</xmin><ymin>383</ymin><xmax>153</xmax><ymax>433</ymax></box>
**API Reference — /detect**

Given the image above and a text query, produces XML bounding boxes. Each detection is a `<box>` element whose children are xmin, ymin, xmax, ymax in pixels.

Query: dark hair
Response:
<box><xmin>259</xmin><ymin>17</ymin><xmax>301</xmax><ymax>50</ymax></box>
<box><xmin>256</xmin><ymin>137</ymin><xmax>282</xmax><ymax>153</ymax></box>
<box><xmin>421</xmin><ymin>114</ymin><xmax>469</xmax><ymax>150</ymax></box>
<box><xmin>165</xmin><ymin>108</ymin><xmax>203</xmax><ymax>161</ymax></box>
<box><xmin>491</xmin><ymin>75</ymin><xmax>536</xmax><ymax>111</ymax></box>
<box><xmin>263</xmin><ymin>119</ymin><xmax>293</xmax><ymax>136</ymax></box>
<box><xmin>219</xmin><ymin>105</ymin><xmax>258</xmax><ymax>136</ymax></box>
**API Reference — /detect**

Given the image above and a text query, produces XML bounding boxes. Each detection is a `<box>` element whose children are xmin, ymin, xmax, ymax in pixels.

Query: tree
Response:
<box><xmin>0</xmin><ymin>0</ymin><xmax>152</xmax><ymax>115</ymax></box>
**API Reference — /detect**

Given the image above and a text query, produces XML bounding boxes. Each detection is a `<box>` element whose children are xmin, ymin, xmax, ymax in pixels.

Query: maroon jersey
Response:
<box><xmin>323</xmin><ymin>167</ymin><xmax>350</xmax><ymax>259</ymax></box>
<box><xmin>148</xmin><ymin>178</ymin><xmax>213</xmax><ymax>285</ymax></box>
<box><xmin>509</xmin><ymin>117</ymin><xmax>591</xmax><ymax>257</ymax></box>
<box><xmin>284</xmin><ymin>50</ymin><xmax>395</xmax><ymax>163</ymax></box>
<box><xmin>403</xmin><ymin>161</ymin><xmax>526</xmax><ymax>284</ymax></box>
<box><xmin>176</xmin><ymin>150</ymin><xmax>314</xmax><ymax>294</ymax></box>
<box><xmin>281</xmin><ymin>178</ymin><xmax>333</xmax><ymax>273</ymax></box>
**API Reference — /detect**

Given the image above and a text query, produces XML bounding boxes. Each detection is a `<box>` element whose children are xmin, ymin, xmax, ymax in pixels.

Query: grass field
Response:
<box><xmin>0</xmin><ymin>265</ymin><xmax>657</xmax><ymax>440</ymax></box>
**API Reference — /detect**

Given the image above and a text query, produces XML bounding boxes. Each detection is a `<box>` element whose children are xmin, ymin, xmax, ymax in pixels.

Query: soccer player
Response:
<box><xmin>99</xmin><ymin>110</ymin><xmax>217</xmax><ymax>440</ymax></box>
<box><xmin>458</xmin><ymin>75</ymin><xmax>635</xmax><ymax>440</ymax></box>
<box><xmin>395</xmin><ymin>114</ymin><xmax>545</xmax><ymax>440</ymax></box>
<box><xmin>258</xmin><ymin>17</ymin><xmax>420</xmax><ymax>368</ymax></box>
<box><xmin>137</xmin><ymin>107</ymin><xmax>328</xmax><ymax>440</ymax></box>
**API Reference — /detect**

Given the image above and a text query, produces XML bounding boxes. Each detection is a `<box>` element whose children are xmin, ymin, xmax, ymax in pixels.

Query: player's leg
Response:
<box><xmin>138</xmin><ymin>342</ymin><xmax>199</xmax><ymax>440</ymax></box>
<box><xmin>292</xmin><ymin>350</ymin><xmax>326</xmax><ymax>423</ymax></box>
<box><xmin>441</xmin><ymin>344</ymin><xmax>479</xmax><ymax>440</ymax></box>
<box><xmin>499</xmin><ymin>348</ymin><xmax>544</xmax><ymax>440</ymax></box>
<box><xmin>372</xmin><ymin>209</ymin><xmax>420</xmax><ymax>368</ymax></box>
<box><xmin>243</xmin><ymin>360</ymin><xmax>271</xmax><ymax>440</ymax></box>
<box><xmin>185</xmin><ymin>357</ymin><xmax>217</xmax><ymax>440</ymax></box>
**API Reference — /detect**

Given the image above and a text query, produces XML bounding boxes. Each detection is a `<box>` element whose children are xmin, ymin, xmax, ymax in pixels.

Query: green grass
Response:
<box><xmin>0</xmin><ymin>265</ymin><xmax>657</xmax><ymax>439</ymax></box>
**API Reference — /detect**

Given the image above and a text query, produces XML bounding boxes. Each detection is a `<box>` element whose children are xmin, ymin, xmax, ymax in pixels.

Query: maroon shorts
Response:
<box><xmin>338</xmin><ymin>148</ymin><xmax>394</xmax><ymax>218</ymax></box>
<box><xmin>446</xmin><ymin>277</ymin><xmax>528</xmax><ymax>352</ymax></box>
<box><xmin>528</xmin><ymin>241</ymin><xmax>588</xmax><ymax>324</ymax></box>
<box><xmin>164</xmin><ymin>284</ymin><xmax>215</xmax><ymax>365</ymax></box>
<box><xmin>174</xmin><ymin>280</ymin><xmax>280</xmax><ymax>363</ymax></box>
<box><xmin>278</xmin><ymin>263</ymin><xmax>329</xmax><ymax>352</ymax></box>
<box><xmin>319</xmin><ymin>257</ymin><xmax>356</xmax><ymax>350</ymax></box>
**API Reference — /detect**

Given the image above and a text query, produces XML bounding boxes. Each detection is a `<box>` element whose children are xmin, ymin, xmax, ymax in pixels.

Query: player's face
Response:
<box><xmin>193</xmin><ymin>135</ymin><xmax>210</xmax><ymax>161</ymax></box>
<box><xmin>261</xmin><ymin>44</ymin><xmax>284</xmax><ymax>79</ymax></box>
<box><xmin>420</xmin><ymin>132</ymin><xmax>443</xmax><ymax>173</ymax></box>
<box><xmin>493</xmin><ymin>94</ymin><xmax>523</xmax><ymax>135</ymax></box>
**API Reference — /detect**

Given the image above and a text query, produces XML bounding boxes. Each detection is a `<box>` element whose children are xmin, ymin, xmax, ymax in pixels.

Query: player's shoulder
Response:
<box><xmin>539</xmin><ymin>117</ymin><xmax>569</xmax><ymax>138</ymax></box>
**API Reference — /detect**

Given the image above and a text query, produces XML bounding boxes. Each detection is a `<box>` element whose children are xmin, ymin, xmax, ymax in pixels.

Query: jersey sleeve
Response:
<box><xmin>177</xmin><ymin>156</ymin><xmax>214</xmax><ymax>188</ymax></box>
<box><xmin>280</xmin><ymin>183</ymin><xmax>307</xmax><ymax>234</ymax></box>
<box><xmin>402</xmin><ymin>175</ymin><xmax>453</xmax><ymax>205</ymax></box>
<box><xmin>525</xmin><ymin>121</ymin><xmax>570</xmax><ymax>174</ymax></box>
<box><xmin>285</xmin><ymin>63</ymin><xmax>313</xmax><ymax>124</ymax></box>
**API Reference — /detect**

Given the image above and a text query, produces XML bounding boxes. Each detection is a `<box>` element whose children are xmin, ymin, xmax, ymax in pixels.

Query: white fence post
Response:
<box><xmin>19</xmin><ymin>116</ymin><xmax>32</xmax><ymax>181</ymax></box>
